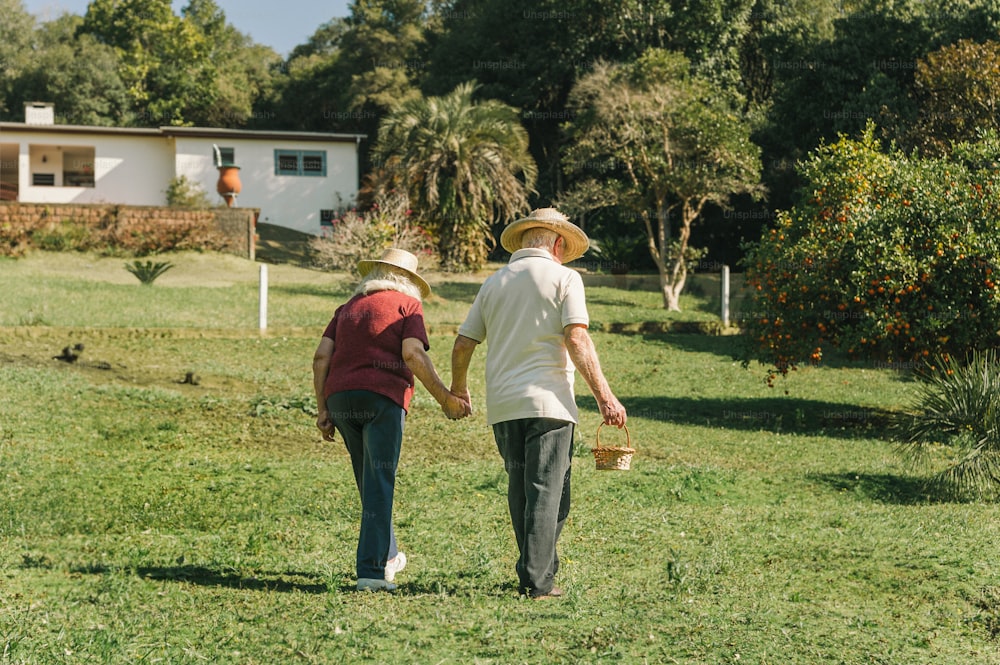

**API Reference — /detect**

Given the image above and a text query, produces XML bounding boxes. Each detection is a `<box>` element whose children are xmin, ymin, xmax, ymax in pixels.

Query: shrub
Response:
<box><xmin>309</xmin><ymin>192</ymin><xmax>437</xmax><ymax>275</ymax></box>
<box><xmin>1</xmin><ymin>207</ymin><xmax>230</xmax><ymax>257</ymax></box>
<box><xmin>895</xmin><ymin>350</ymin><xmax>1000</xmax><ymax>499</ymax></box>
<box><xmin>30</xmin><ymin>219</ymin><xmax>94</xmax><ymax>252</ymax></box>
<box><xmin>165</xmin><ymin>176</ymin><xmax>216</xmax><ymax>209</ymax></box>
<box><xmin>741</xmin><ymin>123</ymin><xmax>1000</xmax><ymax>383</ymax></box>
<box><xmin>102</xmin><ymin>217</ymin><xmax>228</xmax><ymax>256</ymax></box>
<box><xmin>589</xmin><ymin>235</ymin><xmax>644</xmax><ymax>274</ymax></box>
<box><xmin>125</xmin><ymin>259</ymin><xmax>174</xmax><ymax>285</ymax></box>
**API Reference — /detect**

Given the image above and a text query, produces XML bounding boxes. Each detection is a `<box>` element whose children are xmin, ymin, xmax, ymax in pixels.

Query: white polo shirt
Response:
<box><xmin>458</xmin><ymin>248</ymin><xmax>590</xmax><ymax>425</ymax></box>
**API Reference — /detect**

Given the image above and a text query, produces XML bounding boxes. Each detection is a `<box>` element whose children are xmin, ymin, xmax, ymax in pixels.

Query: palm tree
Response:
<box><xmin>374</xmin><ymin>81</ymin><xmax>537</xmax><ymax>271</ymax></box>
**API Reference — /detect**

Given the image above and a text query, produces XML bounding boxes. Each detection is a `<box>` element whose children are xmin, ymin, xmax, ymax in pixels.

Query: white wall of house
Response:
<box><xmin>171</xmin><ymin>135</ymin><xmax>360</xmax><ymax>235</ymax></box>
<box><xmin>0</xmin><ymin>122</ymin><xmax>363</xmax><ymax>235</ymax></box>
<box><xmin>3</xmin><ymin>129</ymin><xmax>173</xmax><ymax>205</ymax></box>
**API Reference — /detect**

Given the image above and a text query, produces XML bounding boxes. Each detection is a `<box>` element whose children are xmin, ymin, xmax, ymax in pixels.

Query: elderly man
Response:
<box><xmin>450</xmin><ymin>207</ymin><xmax>627</xmax><ymax>599</ymax></box>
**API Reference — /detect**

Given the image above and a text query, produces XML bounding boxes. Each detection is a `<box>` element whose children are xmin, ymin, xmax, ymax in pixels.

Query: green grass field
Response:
<box><xmin>1</xmin><ymin>251</ymin><xmax>998</xmax><ymax>664</ymax></box>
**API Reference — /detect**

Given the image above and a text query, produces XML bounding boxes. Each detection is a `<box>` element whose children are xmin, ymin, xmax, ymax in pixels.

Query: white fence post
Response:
<box><xmin>259</xmin><ymin>264</ymin><xmax>268</xmax><ymax>331</ymax></box>
<box><xmin>721</xmin><ymin>265</ymin><xmax>730</xmax><ymax>328</ymax></box>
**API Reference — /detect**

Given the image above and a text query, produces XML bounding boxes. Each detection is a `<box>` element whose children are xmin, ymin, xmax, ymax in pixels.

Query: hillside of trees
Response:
<box><xmin>4</xmin><ymin>0</ymin><xmax>1000</xmax><ymax>273</ymax></box>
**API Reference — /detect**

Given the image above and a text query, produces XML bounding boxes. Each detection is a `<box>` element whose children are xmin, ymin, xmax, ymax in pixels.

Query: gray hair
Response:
<box><xmin>355</xmin><ymin>266</ymin><xmax>422</xmax><ymax>301</ymax></box>
<box><xmin>521</xmin><ymin>227</ymin><xmax>559</xmax><ymax>249</ymax></box>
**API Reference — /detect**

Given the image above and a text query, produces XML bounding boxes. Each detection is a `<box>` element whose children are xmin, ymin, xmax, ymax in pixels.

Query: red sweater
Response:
<box><xmin>322</xmin><ymin>290</ymin><xmax>430</xmax><ymax>412</ymax></box>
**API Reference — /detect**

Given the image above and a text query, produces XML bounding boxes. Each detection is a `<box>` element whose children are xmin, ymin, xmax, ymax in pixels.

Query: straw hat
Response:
<box><xmin>357</xmin><ymin>248</ymin><xmax>431</xmax><ymax>298</ymax></box>
<box><xmin>500</xmin><ymin>208</ymin><xmax>590</xmax><ymax>263</ymax></box>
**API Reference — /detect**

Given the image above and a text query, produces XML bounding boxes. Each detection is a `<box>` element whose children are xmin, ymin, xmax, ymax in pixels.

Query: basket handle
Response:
<box><xmin>596</xmin><ymin>422</ymin><xmax>632</xmax><ymax>449</ymax></box>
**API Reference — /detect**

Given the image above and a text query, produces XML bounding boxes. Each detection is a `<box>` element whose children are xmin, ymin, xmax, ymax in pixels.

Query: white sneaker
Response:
<box><xmin>357</xmin><ymin>578</ymin><xmax>397</xmax><ymax>592</ymax></box>
<box><xmin>385</xmin><ymin>552</ymin><xmax>407</xmax><ymax>582</ymax></box>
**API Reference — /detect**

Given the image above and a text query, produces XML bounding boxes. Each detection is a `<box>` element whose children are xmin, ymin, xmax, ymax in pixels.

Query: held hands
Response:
<box><xmin>442</xmin><ymin>388</ymin><xmax>472</xmax><ymax>420</ymax></box>
<box><xmin>442</xmin><ymin>391</ymin><xmax>472</xmax><ymax>420</ymax></box>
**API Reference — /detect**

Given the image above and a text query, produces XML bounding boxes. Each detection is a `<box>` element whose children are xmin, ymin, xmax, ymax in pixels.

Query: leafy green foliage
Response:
<box><xmin>0</xmin><ymin>0</ymin><xmax>37</xmax><ymax>118</ymax></box>
<box><xmin>80</xmin><ymin>0</ymin><xmax>206</xmax><ymax>126</ymax></box>
<box><xmin>2</xmin><ymin>213</ymin><xmax>228</xmax><ymax>258</ymax></box>
<box><xmin>757</xmin><ymin>0</ymin><xmax>1000</xmax><ymax>207</ymax></box>
<box><xmin>742</xmin><ymin>124</ymin><xmax>1000</xmax><ymax>380</ymax></box>
<box><xmin>308</xmin><ymin>191</ymin><xmax>436</xmax><ymax>274</ymax></box>
<box><xmin>124</xmin><ymin>259</ymin><xmax>175</xmax><ymax>285</ymax></box>
<box><xmin>179</xmin><ymin>0</ymin><xmax>284</xmax><ymax>128</ymax></box>
<box><xmin>425</xmin><ymin>0</ymin><xmax>764</xmax><ymax>201</ymax></box>
<box><xmin>164</xmin><ymin>176</ymin><xmax>215</xmax><ymax>209</ymax></box>
<box><xmin>77</xmin><ymin>0</ymin><xmax>279</xmax><ymax>127</ymax></box>
<box><xmin>562</xmin><ymin>49</ymin><xmax>762</xmax><ymax>310</ymax></box>
<box><xmin>6</xmin><ymin>14</ymin><xmax>128</xmax><ymax>127</ymax></box>
<box><xmin>896</xmin><ymin>350</ymin><xmax>1000</xmax><ymax>499</ymax></box>
<box><xmin>30</xmin><ymin>220</ymin><xmax>93</xmax><ymax>252</ymax></box>
<box><xmin>8</xmin><ymin>0</ymin><xmax>1000</xmax><ymax>283</ymax></box>
<box><xmin>908</xmin><ymin>39</ymin><xmax>1000</xmax><ymax>156</ymax></box>
<box><xmin>589</xmin><ymin>234</ymin><xmax>646</xmax><ymax>274</ymax></box>
<box><xmin>337</xmin><ymin>0</ymin><xmax>427</xmax><ymax>112</ymax></box>
<box><xmin>374</xmin><ymin>81</ymin><xmax>536</xmax><ymax>271</ymax></box>
<box><xmin>260</xmin><ymin>0</ymin><xmax>426</xmax><ymax>139</ymax></box>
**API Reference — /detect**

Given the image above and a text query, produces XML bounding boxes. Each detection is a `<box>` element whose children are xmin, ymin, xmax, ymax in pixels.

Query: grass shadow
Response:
<box><xmin>596</xmin><ymin>394</ymin><xmax>896</xmax><ymax>439</ymax></box>
<box><xmin>134</xmin><ymin>565</ymin><xmax>328</xmax><ymax>594</ymax></box>
<box><xmin>807</xmin><ymin>472</ymin><xmax>949</xmax><ymax>505</ymax></box>
<box><xmin>641</xmin><ymin>333</ymin><xmax>924</xmax><ymax>380</ymax></box>
<box><xmin>389</xmin><ymin>580</ymin><xmax>537</xmax><ymax>600</ymax></box>
<box><xmin>634</xmin><ymin>332</ymin><xmax>744</xmax><ymax>357</ymax></box>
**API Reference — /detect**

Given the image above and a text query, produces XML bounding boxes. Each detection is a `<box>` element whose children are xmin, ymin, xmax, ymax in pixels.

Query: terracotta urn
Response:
<box><xmin>216</xmin><ymin>165</ymin><xmax>242</xmax><ymax>207</ymax></box>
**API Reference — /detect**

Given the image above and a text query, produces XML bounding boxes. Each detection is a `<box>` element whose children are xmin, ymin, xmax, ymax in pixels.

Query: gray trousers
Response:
<box><xmin>327</xmin><ymin>390</ymin><xmax>403</xmax><ymax>580</ymax></box>
<box><xmin>492</xmin><ymin>418</ymin><xmax>574</xmax><ymax>596</ymax></box>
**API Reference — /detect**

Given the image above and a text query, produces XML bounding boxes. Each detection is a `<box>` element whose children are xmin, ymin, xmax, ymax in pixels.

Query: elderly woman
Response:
<box><xmin>313</xmin><ymin>248</ymin><xmax>470</xmax><ymax>592</ymax></box>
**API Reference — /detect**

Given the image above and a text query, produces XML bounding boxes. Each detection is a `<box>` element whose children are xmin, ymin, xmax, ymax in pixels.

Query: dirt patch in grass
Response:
<box><xmin>0</xmin><ymin>326</ymin><xmax>280</xmax><ymax>397</ymax></box>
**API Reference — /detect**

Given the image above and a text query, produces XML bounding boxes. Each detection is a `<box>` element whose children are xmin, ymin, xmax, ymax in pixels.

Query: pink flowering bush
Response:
<box><xmin>309</xmin><ymin>191</ymin><xmax>438</xmax><ymax>275</ymax></box>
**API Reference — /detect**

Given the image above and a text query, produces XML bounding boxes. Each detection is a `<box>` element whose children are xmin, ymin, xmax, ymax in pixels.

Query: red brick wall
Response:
<box><xmin>0</xmin><ymin>202</ymin><xmax>257</xmax><ymax>259</ymax></box>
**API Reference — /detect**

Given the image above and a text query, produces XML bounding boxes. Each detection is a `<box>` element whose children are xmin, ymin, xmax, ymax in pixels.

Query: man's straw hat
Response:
<box><xmin>357</xmin><ymin>248</ymin><xmax>431</xmax><ymax>298</ymax></box>
<box><xmin>500</xmin><ymin>208</ymin><xmax>590</xmax><ymax>263</ymax></box>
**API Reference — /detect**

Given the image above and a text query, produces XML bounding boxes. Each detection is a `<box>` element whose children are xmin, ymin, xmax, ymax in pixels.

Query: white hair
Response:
<box><xmin>355</xmin><ymin>266</ymin><xmax>422</xmax><ymax>300</ymax></box>
<box><xmin>521</xmin><ymin>227</ymin><xmax>559</xmax><ymax>249</ymax></box>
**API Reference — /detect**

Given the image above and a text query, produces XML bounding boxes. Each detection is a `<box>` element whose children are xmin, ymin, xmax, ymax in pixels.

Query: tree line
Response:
<box><xmin>3</xmin><ymin>0</ymin><xmax>1000</xmax><ymax>283</ymax></box>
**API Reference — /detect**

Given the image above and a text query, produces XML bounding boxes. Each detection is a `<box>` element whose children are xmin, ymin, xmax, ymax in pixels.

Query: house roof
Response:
<box><xmin>161</xmin><ymin>126</ymin><xmax>367</xmax><ymax>143</ymax></box>
<box><xmin>0</xmin><ymin>122</ymin><xmax>367</xmax><ymax>143</ymax></box>
<box><xmin>0</xmin><ymin>122</ymin><xmax>162</xmax><ymax>137</ymax></box>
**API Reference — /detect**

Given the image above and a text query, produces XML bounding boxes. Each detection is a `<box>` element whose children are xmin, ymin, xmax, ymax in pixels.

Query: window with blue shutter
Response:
<box><xmin>274</xmin><ymin>150</ymin><xmax>326</xmax><ymax>176</ymax></box>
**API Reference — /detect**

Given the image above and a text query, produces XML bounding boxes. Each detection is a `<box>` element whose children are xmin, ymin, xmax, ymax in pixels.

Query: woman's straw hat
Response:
<box><xmin>500</xmin><ymin>208</ymin><xmax>590</xmax><ymax>263</ymax></box>
<box><xmin>357</xmin><ymin>248</ymin><xmax>431</xmax><ymax>298</ymax></box>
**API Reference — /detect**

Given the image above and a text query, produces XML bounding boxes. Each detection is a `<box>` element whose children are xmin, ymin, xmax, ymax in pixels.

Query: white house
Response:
<box><xmin>0</xmin><ymin>103</ymin><xmax>365</xmax><ymax>235</ymax></box>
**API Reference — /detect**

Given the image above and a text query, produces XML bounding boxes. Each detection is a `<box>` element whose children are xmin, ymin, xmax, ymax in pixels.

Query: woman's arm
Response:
<box><xmin>402</xmin><ymin>337</ymin><xmax>471</xmax><ymax>419</ymax></box>
<box><xmin>312</xmin><ymin>336</ymin><xmax>336</xmax><ymax>439</ymax></box>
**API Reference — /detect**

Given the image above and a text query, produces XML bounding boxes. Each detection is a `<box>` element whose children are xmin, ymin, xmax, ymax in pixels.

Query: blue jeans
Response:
<box><xmin>492</xmin><ymin>418</ymin><xmax>574</xmax><ymax>596</ymax></box>
<box><xmin>327</xmin><ymin>390</ymin><xmax>403</xmax><ymax>580</ymax></box>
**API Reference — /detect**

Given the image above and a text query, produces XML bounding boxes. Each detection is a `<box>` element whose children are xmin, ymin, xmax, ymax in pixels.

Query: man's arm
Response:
<box><xmin>312</xmin><ymin>336</ymin><xmax>336</xmax><ymax>439</ymax></box>
<box><xmin>450</xmin><ymin>334</ymin><xmax>480</xmax><ymax>407</ymax></box>
<box><xmin>564</xmin><ymin>324</ymin><xmax>627</xmax><ymax>427</ymax></box>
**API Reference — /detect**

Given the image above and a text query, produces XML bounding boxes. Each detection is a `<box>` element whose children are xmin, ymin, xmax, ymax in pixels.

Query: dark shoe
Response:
<box><xmin>357</xmin><ymin>578</ymin><xmax>397</xmax><ymax>592</ymax></box>
<box><xmin>527</xmin><ymin>586</ymin><xmax>563</xmax><ymax>600</ymax></box>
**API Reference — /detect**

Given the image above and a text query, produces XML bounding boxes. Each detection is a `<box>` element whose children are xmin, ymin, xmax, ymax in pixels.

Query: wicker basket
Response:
<box><xmin>591</xmin><ymin>423</ymin><xmax>635</xmax><ymax>471</ymax></box>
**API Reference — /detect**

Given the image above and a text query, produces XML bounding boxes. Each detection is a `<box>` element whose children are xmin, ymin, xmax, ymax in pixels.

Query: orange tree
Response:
<box><xmin>741</xmin><ymin>123</ymin><xmax>1000</xmax><ymax>381</ymax></box>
